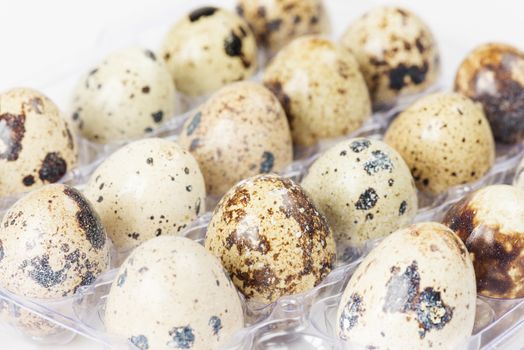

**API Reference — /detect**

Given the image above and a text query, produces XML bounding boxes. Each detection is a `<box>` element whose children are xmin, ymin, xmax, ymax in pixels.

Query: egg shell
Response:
<box><xmin>336</xmin><ymin>222</ymin><xmax>476</xmax><ymax>349</ymax></box>
<box><xmin>105</xmin><ymin>236</ymin><xmax>244</xmax><ymax>350</ymax></box>
<box><xmin>83</xmin><ymin>138</ymin><xmax>206</xmax><ymax>252</ymax></box>
<box><xmin>205</xmin><ymin>174</ymin><xmax>336</xmax><ymax>304</ymax></box>
<box><xmin>340</xmin><ymin>6</ymin><xmax>440</xmax><ymax>108</ymax></box>
<box><xmin>0</xmin><ymin>88</ymin><xmax>78</xmax><ymax>198</ymax></box>
<box><xmin>301</xmin><ymin>138</ymin><xmax>417</xmax><ymax>248</ymax></box>
<box><xmin>383</xmin><ymin>92</ymin><xmax>495</xmax><ymax>194</ymax></box>
<box><xmin>0</xmin><ymin>304</ymin><xmax>66</xmax><ymax>338</ymax></box>
<box><xmin>0</xmin><ymin>184</ymin><xmax>110</xmax><ymax>299</ymax></box>
<box><xmin>70</xmin><ymin>48</ymin><xmax>176</xmax><ymax>144</ymax></box>
<box><xmin>236</xmin><ymin>0</ymin><xmax>329</xmax><ymax>54</ymax></box>
<box><xmin>443</xmin><ymin>184</ymin><xmax>524</xmax><ymax>299</ymax></box>
<box><xmin>263</xmin><ymin>36</ymin><xmax>371</xmax><ymax>146</ymax></box>
<box><xmin>178</xmin><ymin>81</ymin><xmax>292</xmax><ymax>197</ymax></box>
<box><xmin>162</xmin><ymin>7</ymin><xmax>257</xmax><ymax>96</ymax></box>
<box><xmin>454</xmin><ymin>43</ymin><xmax>524</xmax><ymax>144</ymax></box>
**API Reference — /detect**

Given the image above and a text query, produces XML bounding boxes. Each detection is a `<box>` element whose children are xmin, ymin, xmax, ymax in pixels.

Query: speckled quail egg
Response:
<box><xmin>383</xmin><ymin>92</ymin><xmax>495</xmax><ymax>194</ymax></box>
<box><xmin>162</xmin><ymin>6</ymin><xmax>257</xmax><ymax>96</ymax></box>
<box><xmin>443</xmin><ymin>184</ymin><xmax>524</xmax><ymax>299</ymax></box>
<box><xmin>0</xmin><ymin>88</ymin><xmax>78</xmax><ymax>198</ymax></box>
<box><xmin>263</xmin><ymin>36</ymin><xmax>371</xmax><ymax>146</ymax></box>
<box><xmin>0</xmin><ymin>184</ymin><xmax>110</xmax><ymax>298</ymax></box>
<box><xmin>454</xmin><ymin>43</ymin><xmax>524</xmax><ymax>144</ymax></box>
<box><xmin>83</xmin><ymin>138</ymin><xmax>205</xmax><ymax>252</ymax></box>
<box><xmin>340</xmin><ymin>6</ymin><xmax>440</xmax><ymax>108</ymax></box>
<box><xmin>236</xmin><ymin>0</ymin><xmax>329</xmax><ymax>54</ymax></box>
<box><xmin>105</xmin><ymin>236</ymin><xmax>244</xmax><ymax>350</ymax></box>
<box><xmin>70</xmin><ymin>47</ymin><xmax>176</xmax><ymax>144</ymax></box>
<box><xmin>205</xmin><ymin>174</ymin><xmax>335</xmax><ymax>304</ymax></box>
<box><xmin>337</xmin><ymin>222</ymin><xmax>476</xmax><ymax>349</ymax></box>
<box><xmin>178</xmin><ymin>81</ymin><xmax>292</xmax><ymax>197</ymax></box>
<box><xmin>301</xmin><ymin>138</ymin><xmax>417</xmax><ymax>249</ymax></box>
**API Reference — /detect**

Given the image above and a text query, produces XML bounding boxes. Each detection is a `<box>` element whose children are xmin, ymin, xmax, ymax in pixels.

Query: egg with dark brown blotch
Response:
<box><xmin>178</xmin><ymin>82</ymin><xmax>292</xmax><ymax>197</ymax></box>
<box><xmin>337</xmin><ymin>222</ymin><xmax>476</xmax><ymax>349</ymax></box>
<box><xmin>454</xmin><ymin>43</ymin><xmax>524</xmax><ymax>144</ymax></box>
<box><xmin>236</xmin><ymin>0</ymin><xmax>329</xmax><ymax>54</ymax></box>
<box><xmin>205</xmin><ymin>174</ymin><xmax>336</xmax><ymax>304</ymax></box>
<box><xmin>0</xmin><ymin>88</ymin><xmax>78</xmax><ymax>198</ymax></box>
<box><xmin>340</xmin><ymin>6</ymin><xmax>440</xmax><ymax>108</ymax></box>
<box><xmin>443</xmin><ymin>184</ymin><xmax>524</xmax><ymax>299</ymax></box>
<box><xmin>384</xmin><ymin>92</ymin><xmax>495</xmax><ymax>194</ymax></box>
<box><xmin>105</xmin><ymin>236</ymin><xmax>244</xmax><ymax>350</ymax></box>
<box><xmin>263</xmin><ymin>36</ymin><xmax>371</xmax><ymax>146</ymax></box>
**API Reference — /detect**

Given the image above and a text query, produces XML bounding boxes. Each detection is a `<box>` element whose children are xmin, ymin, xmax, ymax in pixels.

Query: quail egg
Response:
<box><xmin>205</xmin><ymin>174</ymin><xmax>335</xmax><ymax>304</ymax></box>
<box><xmin>454</xmin><ymin>43</ymin><xmax>524</xmax><ymax>144</ymax></box>
<box><xmin>263</xmin><ymin>36</ymin><xmax>371</xmax><ymax>146</ymax></box>
<box><xmin>70</xmin><ymin>48</ymin><xmax>176</xmax><ymax>144</ymax></box>
<box><xmin>337</xmin><ymin>222</ymin><xmax>476</xmax><ymax>349</ymax></box>
<box><xmin>105</xmin><ymin>236</ymin><xmax>244</xmax><ymax>350</ymax></box>
<box><xmin>301</xmin><ymin>138</ymin><xmax>417</xmax><ymax>249</ymax></box>
<box><xmin>162</xmin><ymin>6</ymin><xmax>257</xmax><ymax>96</ymax></box>
<box><xmin>83</xmin><ymin>138</ymin><xmax>205</xmax><ymax>252</ymax></box>
<box><xmin>443</xmin><ymin>184</ymin><xmax>524</xmax><ymax>299</ymax></box>
<box><xmin>178</xmin><ymin>81</ymin><xmax>292</xmax><ymax>197</ymax></box>
<box><xmin>0</xmin><ymin>88</ymin><xmax>78</xmax><ymax>198</ymax></box>
<box><xmin>383</xmin><ymin>92</ymin><xmax>495</xmax><ymax>194</ymax></box>
<box><xmin>236</xmin><ymin>0</ymin><xmax>329</xmax><ymax>54</ymax></box>
<box><xmin>340</xmin><ymin>6</ymin><xmax>440</xmax><ymax>108</ymax></box>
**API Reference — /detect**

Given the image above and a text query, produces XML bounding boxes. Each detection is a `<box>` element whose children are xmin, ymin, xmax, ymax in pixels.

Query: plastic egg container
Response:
<box><xmin>1</xmin><ymin>0</ymin><xmax>524</xmax><ymax>349</ymax></box>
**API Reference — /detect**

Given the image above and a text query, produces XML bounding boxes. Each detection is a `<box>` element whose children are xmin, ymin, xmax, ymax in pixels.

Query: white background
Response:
<box><xmin>1</xmin><ymin>0</ymin><xmax>524</xmax><ymax>349</ymax></box>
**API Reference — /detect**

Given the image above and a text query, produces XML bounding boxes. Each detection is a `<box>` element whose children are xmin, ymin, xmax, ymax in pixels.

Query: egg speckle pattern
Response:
<box><xmin>384</xmin><ymin>92</ymin><xmax>495</xmax><ymax>194</ymax></box>
<box><xmin>205</xmin><ymin>174</ymin><xmax>336</xmax><ymax>304</ymax></box>
<box><xmin>302</xmin><ymin>138</ymin><xmax>417</xmax><ymax>248</ymax></box>
<box><xmin>454</xmin><ymin>43</ymin><xmax>524</xmax><ymax>144</ymax></box>
<box><xmin>162</xmin><ymin>7</ymin><xmax>257</xmax><ymax>96</ymax></box>
<box><xmin>178</xmin><ymin>82</ymin><xmax>292</xmax><ymax>197</ymax></box>
<box><xmin>340</xmin><ymin>6</ymin><xmax>440</xmax><ymax>107</ymax></box>
<box><xmin>84</xmin><ymin>138</ymin><xmax>206</xmax><ymax>251</ymax></box>
<box><xmin>263</xmin><ymin>36</ymin><xmax>371</xmax><ymax>146</ymax></box>
<box><xmin>105</xmin><ymin>236</ymin><xmax>244</xmax><ymax>350</ymax></box>
<box><xmin>337</xmin><ymin>222</ymin><xmax>476</xmax><ymax>349</ymax></box>
<box><xmin>0</xmin><ymin>88</ymin><xmax>78</xmax><ymax>197</ymax></box>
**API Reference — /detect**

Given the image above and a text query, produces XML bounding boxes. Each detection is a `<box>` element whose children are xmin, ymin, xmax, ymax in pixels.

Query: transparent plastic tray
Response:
<box><xmin>1</xmin><ymin>0</ymin><xmax>524</xmax><ymax>349</ymax></box>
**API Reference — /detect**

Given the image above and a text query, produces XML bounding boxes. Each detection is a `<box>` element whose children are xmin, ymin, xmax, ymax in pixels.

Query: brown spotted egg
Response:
<box><xmin>205</xmin><ymin>174</ymin><xmax>335</xmax><ymax>304</ymax></box>
<box><xmin>301</xmin><ymin>138</ymin><xmax>417</xmax><ymax>249</ymax></box>
<box><xmin>236</xmin><ymin>0</ymin><xmax>329</xmax><ymax>54</ymax></box>
<box><xmin>384</xmin><ymin>92</ymin><xmax>495</xmax><ymax>194</ymax></box>
<box><xmin>70</xmin><ymin>48</ymin><xmax>176</xmax><ymax>144</ymax></box>
<box><xmin>178</xmin><ymin>81</ymin><xmax>292</xmax><ymax>197</ymax></box>
<box><xmin>0</xmin><ymin>88</ymin><xmax>78</xmax><ymax>198</ymax></box>
<box><xmin>83</xmin><ymin>138</ymin><xmax>205</xmax><ymax>252</ymax></box>
<box><xmin>162</xmin><ymin>6</ymin><xmax>257</xmax><ymax>96</ymax></box>
<box><xmin>263</xmin><ymin>36</ymin><xmax>371</xmax><ymax>146</ymax></box>
<box><xmin>105</xmin><ymin>236</ymin><xmax>244</xmax><ymax>350</ymax></box>
<box><xmin>340</xmin><ymin>6</ymin><xmax>440</xmax><ymax>108</ymax></box>
<box><xmin>337</xmin><ymin>222</ymin><xmax>476</xmax><ymax>349</ymax></box>
<box><xmin>454</xmin><ymin>43</ymin><xmax>524</xmax><ymax>144</ymax></box>
<box><xmin>443</xmin><ymin>184</ymin><xmax>524</xmax><ymax>299</ymax></box>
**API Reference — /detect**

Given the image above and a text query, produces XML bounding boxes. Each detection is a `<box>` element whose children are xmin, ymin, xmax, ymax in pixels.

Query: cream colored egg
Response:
<box><xmin>83</xmin><ymin>138</ymin><xmax>205</xmax><ymax>252</ymax></box>
<box><xmin>337</xmin><ymin>222</ymin><xmax>476</xmax><ymax>349</ymax></box>
<box><xmin>263</xmin><ymin>36</ymin><xmax>371</xmax><ymax>146</ymax></box>
<box><xmin>105</xmin><ymin>236</ymin><xmax>244</xmax><ymax>350</ymax></box>
<box><xmin>178</xmin><ymin>81</ymin><xmax>292</xmax><ymax>197</ymax></box>
<box><xmin>0</xmin><ymin>88</ymin><xmax>78</xmax><ymax>198</ymax></box>
<box><xmin>383</xmin><ymin>92</ymin><xmax>495</xmax><ymax>194</ymax></box>
<box><xmin>205</xmin><ymin>174</ymin><xmax>336</xmax><ymax>304</ymax></box>
<box><xmin>340</xmin><ymin>6</ymin><xmax>440</xmax><ymax>108</ymax></box>
<box><xmin>162</xmin><ymin>7</ymin><xmax>257</xmax><ymax>96</ymax></box>
<box><xmin>302</xmin><ymin>138</ymin><xmax>417</xmax><ymax>248</ymax></box>
<box><xmin>70</xmin><ymin>48</ymin><xmax>176</xmax><ymax>144</ymax></box>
